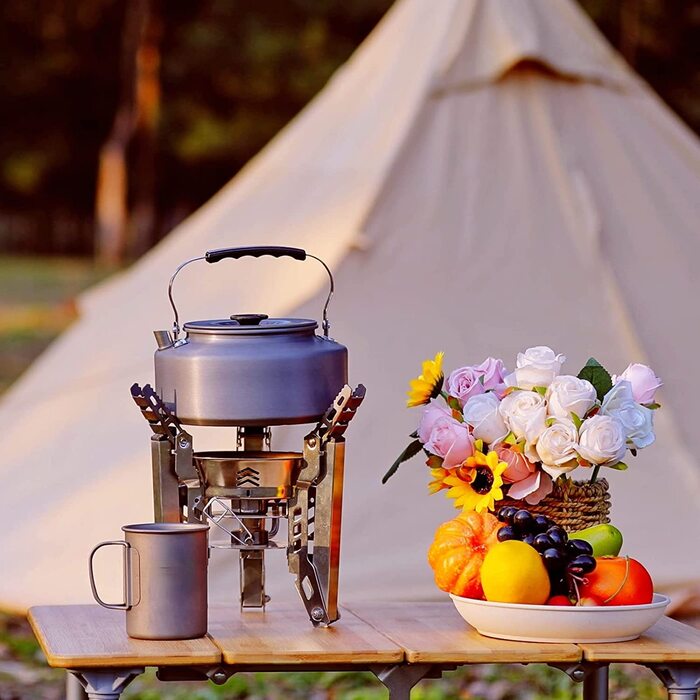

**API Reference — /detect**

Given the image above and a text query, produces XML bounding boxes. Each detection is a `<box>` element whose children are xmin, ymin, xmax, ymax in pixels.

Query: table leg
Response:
<box><xmin>371</xmin><ymin>664</ymin><xmax>433</xmax><ymax>699</ymax></box>
<box><xmin>549</xmin><ymin>662</ymin><xmax>609</xmax><ymax>700</ymax></box>
<box><xmin>66</xmin><ymin>671</ymin><xmax>88</xmax><ymax>700</ymax></box>
<box><xmin>69</xmin><ymin>668</ymin><xmax>144</xmax><ymax>699</ymax></box>
<box><xmin>583</xmin><ymin>665</ymin><xmax>609</xmax><ymax>700</ymax></box>
<box><xmin>647</xmin><ymin>664</ymin><xmax>700</xmax><ymax>699</ymax></box>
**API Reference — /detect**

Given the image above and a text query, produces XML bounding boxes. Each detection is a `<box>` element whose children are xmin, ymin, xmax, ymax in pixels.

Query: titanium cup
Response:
<box><xmin>88</xmin><ymin>523</ymin><xmax>209</xmax><ymax>640</ymax></box>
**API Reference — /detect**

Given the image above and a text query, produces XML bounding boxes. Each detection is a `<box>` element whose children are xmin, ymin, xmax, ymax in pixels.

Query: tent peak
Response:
<box><xmin>433</xmin><ymin>0</ymin><xmax>637</xmax><ymax>93</ymax></box>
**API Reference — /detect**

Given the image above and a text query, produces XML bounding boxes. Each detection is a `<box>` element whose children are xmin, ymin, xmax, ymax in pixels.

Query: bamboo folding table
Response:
<box><xmin>29</xmin><ymin>601</ymin><xmax>700</xmax><ymax>699</ymax></box>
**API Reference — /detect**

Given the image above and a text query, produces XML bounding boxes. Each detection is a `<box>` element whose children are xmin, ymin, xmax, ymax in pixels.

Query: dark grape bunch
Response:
<box><xmin>496</xmin><ymin>506</ymin><xmax>597</xmax><ymax>598</ymax></box>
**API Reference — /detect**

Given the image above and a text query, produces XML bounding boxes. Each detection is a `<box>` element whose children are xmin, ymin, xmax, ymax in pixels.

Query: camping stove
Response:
<box><xmin>130</xmin><ymin>246</ymin><xmax>365</xmax><ymax>626</ymax></box>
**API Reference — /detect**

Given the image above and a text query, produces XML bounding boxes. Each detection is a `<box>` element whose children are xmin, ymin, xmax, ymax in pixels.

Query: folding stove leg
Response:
<box><xmin>240</xmin><ymin>549</ymin><xmax>266</xmax><ymax>607</ymax></box>
<box><xmin>68</xmin><ymin>668</ymin><xmax>144</xmax><ymax>699</ymax></box>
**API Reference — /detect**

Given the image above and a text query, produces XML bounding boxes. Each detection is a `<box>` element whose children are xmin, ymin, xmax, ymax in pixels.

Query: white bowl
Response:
<box><xmin>449</xmin><ymin>592</ymin><xmax>670</xmax><ymax>643</ymax></box>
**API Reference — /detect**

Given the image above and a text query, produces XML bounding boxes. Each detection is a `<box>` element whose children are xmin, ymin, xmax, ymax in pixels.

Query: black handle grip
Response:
<box><xmin>205</xmin><ymin>246</ymin><xmax>306</xmax><ymax>264</ymax></box>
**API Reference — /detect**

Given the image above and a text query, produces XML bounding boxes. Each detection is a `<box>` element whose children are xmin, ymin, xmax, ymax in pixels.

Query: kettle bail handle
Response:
<box><xmin>167</xmin><ymin>246</ymin><xmax>335</xmax><ymax>339</ymax></box>
<box><xmin>205</xmin><ymin>245</ymin><xmax>306</xmax><ymax>263</ymax></box>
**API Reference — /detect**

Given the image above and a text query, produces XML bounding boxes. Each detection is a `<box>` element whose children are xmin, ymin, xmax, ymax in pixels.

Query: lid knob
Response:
<box><xmin>230</xmin><ymin>314</ymin><xmax>269</xmax><ymax>326</ymax></box>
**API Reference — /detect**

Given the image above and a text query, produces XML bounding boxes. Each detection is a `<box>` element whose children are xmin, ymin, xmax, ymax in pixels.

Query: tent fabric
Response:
<box><xmin>2</xmin><ymin>0</ymin><xmax>700</xmax><ymax>612</ymax></box>
<box><xmin>433</xmin><ymin>0</ymin><xmax>636</xmax><ymax>90</ymax></box>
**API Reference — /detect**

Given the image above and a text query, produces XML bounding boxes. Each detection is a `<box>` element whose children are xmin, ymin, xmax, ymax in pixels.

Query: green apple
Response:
<box><xmin>570</xmin><ymin>523</ymin><xmax>623</xmax><ymax>557</ymax></box>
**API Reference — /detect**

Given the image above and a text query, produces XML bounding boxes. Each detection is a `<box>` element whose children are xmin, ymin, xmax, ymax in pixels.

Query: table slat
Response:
<box><xmin>579</xmin><ymin>616</ymin><xmax>700</xmax><ymax>662</ymax></box>
<box><xmin>208</xmin><ymin>603</ymin><xmax>403</xmax><ymax>665</ymax></box>
<box><xmin>347</xmin><ymin>601</ymin><xmax>582</xmax><ymax>664</ymax></box>
<box><xmin>28</xmin><ymin>605</ymin><xmax>222</xmax><ymax>668</ymax></box>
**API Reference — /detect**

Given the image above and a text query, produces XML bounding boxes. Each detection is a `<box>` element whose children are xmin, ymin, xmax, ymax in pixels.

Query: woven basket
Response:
<box><xmin>499</xmin><ymin>478</ymin><xmax>611</xmax><ymax>531</ymax></box>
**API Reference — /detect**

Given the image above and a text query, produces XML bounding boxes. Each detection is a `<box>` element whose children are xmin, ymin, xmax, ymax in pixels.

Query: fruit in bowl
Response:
<box><xmin>428</xmin><ymin>505</ymin><xmax>657</xmax><ymax>609</ymax></box>
<box><xmin>570</xmin><ymin>523</ymin><xmax>624</xmax><ymax>557</ymax></box>
<box><xmin>480</xmin><ymin>540</ymin><xmax>550</xmax><ymax>604</ymax></box>
<box><xmin>579</xmin><ymin>556</ymin><xmax>654</xmax><ymax>605</ymax></box>
<box><xmin>427</xmin><ymin>506</ymin><xmax>667</xmax><ymax>642</ymax></box>
<box><xmin>427</xmin><ymin>511</ymin><xmax>502</xmax><ymax>599</ymax></box>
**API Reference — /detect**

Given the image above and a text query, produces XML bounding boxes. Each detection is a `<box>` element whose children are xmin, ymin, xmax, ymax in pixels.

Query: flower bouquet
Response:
<box><xmin>384</xmin><ymin>346</ymin><xmax>661</xmax><ymax>529</ymax></box>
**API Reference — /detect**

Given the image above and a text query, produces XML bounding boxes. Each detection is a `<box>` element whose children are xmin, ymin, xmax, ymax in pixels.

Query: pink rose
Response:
<box><xmin>496</xmin><ymin>445</ymin><xmax>535</xmax><ymax>484</ymax></box>
<box><xmin>475</xmin><ymin>357</ymin><xmax>507</xmax><ymax>393</ymax></box>
<box><xmin>446</xmin><ymin>359</ymin><xmax>508</xmax><ymax>406</ymax></box>
<box><xmin>613</xmin><ymin>363</ymin><xmax>662</xmax><ymax>404</ymax></box>
<box><xmin>507</xmin><ymin>470</ymin><xmax>554</xmax><ymax>505</ymax></box>
<box><xmin>445</xmin><ymin>366</ymin><xmax>485</xmax><ymax>407</ymax></box>
<box><xmin>417</xmin><ymin>400</ymin><xmax>475</xmax><ymax>468</ymax></box>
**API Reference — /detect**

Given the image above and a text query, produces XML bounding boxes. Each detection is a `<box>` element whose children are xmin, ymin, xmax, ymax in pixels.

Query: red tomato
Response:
<box><xmin>579</xmin><ymin>556</ymin><xmax>653</xmax><ymax>605</ymax></box>
<box><xmin>546</xmin><ymin>595</ymin><xmax>573</xmax><ymax>606</ymax></box>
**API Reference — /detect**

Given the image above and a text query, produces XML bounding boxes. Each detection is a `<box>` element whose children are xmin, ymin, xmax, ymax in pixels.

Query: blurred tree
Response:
<box><xmin>0</xmin><ymin>0</ymin><xmax>698</xmax><ymax>259</ymax></box>
<box><xmin>95</xmin><ymin>0</ymin><xmax>161</xmax><ymax>264</ymax></box>
<box><xmin>95</xmin><ymin>0</ymin><xmax>150</xmax><ymax>265</ymax></box>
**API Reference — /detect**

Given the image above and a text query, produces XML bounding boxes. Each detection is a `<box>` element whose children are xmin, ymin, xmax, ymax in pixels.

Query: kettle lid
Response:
<box><xmin>183</xmin><ymin>314</ymin><xmax>318</xmax><ymax>335</ymax></box>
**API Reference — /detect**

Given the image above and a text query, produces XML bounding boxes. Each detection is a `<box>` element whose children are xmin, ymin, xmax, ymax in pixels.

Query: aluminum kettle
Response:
<box><xmin>153</xmin><ymin>246</ymin><xmax>348</xmax><ymax>426</ymax></box>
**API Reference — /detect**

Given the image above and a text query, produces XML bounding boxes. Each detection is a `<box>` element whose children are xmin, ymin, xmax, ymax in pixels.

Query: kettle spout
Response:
<box><xmin>154</xmin><ymin>330</ymin><xmax>174</xmax><ymax>350</ymax></box>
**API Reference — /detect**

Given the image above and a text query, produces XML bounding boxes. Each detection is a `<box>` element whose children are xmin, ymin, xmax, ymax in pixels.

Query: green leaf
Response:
<box><xmin>447</xmin><ymin>395</ymin><xmax>463</xmax><ymax>416</ymax></box>
<box><xmin>570</xmin><ymin>412</ymin><xmax>583</xmax><ymax>430</ymax></box>
<box><xmin>577</xmin><ymin>357</ymin><xmax>613</xmax><ymax>402</ymax></box>
<box><xmin>533</xmin><ymin>386</ymin><xmax>547</xmax><ymax>396</ymax></box>
<box><xmin>545</xmin><ymin>417</ymin><xmax>557</xmax><ymax>427</ymax></box>
<box><xmin>643</xmin><ymin>402</ymin><xmax>661</xmax><ymax>410</ymax></box>
<box><xmin>607</xmin><ymin>461</ymin><xmax>628</xmax><ymax>471</ymax></box>
<box><xmin>503</xmin><ymin>431</ymin><xmax>517</xmax><ymax>445</ymax></box>
<box><xmin>382</xmin><ymin>439</ymin><xmax>423</xmax><ymax>484</ymax></box>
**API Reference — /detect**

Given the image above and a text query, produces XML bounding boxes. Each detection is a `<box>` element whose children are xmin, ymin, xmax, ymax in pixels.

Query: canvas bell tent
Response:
<box><xmin>2</xmin><ymin>0</ymin><xmax>700</xmax><ymax>611</ymax></box>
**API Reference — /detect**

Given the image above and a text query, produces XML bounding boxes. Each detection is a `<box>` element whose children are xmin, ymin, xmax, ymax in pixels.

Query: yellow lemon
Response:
<box><xmin>480</xmin><ymin>541</ymin><xmax>551</xmax><ymax>604</ymax></box>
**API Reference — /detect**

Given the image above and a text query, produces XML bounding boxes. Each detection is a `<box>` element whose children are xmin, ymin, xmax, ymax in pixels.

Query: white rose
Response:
<box><xmin>601</xmin><ymin>381</ymin><xmax>655</xmax><ymax>449</ymax></box>
<box><xmin>546</xmin><ymin>375</ymin><xmax>597</xmax><ymax>421</ymax></box>
<box><xmin>577</xmin><ymin>414</ymin><xmax>627</xmax><ymax>466</ymax></box>
<box><xmin>498</xmin><ymin>390</ymin><xmax>547</xmax><ymax>445</ymax></box>
<box><xmin>536</xmin><ymin>419</ymin><xmax>579</xmax><ymax>479</ymax></box>
<box><xmin>462</xmin><ymin>392</ymin><xmax>508</xmax><ymax>445</ymax></box>
<box><xmin>601</xmin><ymin>380</ymin><xmax>634</xmax><ymax>411</ymax></box>
<box><xmin>505</xmin><ymin>346</ymin><xmax>566</xmax><ymax>390</ymax></box>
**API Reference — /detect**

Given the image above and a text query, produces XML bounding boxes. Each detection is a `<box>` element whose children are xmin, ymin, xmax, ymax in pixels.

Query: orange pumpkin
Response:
<box><xmin>427</xmin><ymin>511</ymin><xmax>503</xmax><ymax>599</ymax></box>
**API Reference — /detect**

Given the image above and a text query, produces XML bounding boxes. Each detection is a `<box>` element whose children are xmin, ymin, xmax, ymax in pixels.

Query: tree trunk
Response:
<box><xmin>94</xmin><ymin>0</ymin><xmax>150</xmax><ymax>266</ymax></box>
<box><xmin>129</xmin><ymin>3</ymin><xmax>162</xmax><ymax>258</ymax></box>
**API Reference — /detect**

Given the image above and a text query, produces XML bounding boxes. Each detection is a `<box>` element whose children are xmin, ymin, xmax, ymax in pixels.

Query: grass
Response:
<box><xmin>0</xmin><ymin>255</ymin><xmax>678</xmax><ymax>699</ymax></box>
<box><xmin>0</xmin><ymin>255</ymin><xmax>114</xmax><ymax>393</ymax></box>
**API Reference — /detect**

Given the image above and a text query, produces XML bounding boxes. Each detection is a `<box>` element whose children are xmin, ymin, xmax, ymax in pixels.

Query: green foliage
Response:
<box><xmin>578</xmin><ymin>357</ymin><xmax>613</xmax><ymax>402</ymax></box>
<box><xmin>382</xmin><ymin>438</ymin><xmax>422</xmax><ymax>484</ymax></box>
<box><xmin>0</xmin><ymin>256</ymin><xmax>110</xmax><ymax>394</ymax></box>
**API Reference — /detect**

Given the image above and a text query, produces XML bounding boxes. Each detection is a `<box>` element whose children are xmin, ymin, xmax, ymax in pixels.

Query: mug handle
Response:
<box><xmin>88</xmin><ymin>541</ymin><xmax>133</xmax><ymax>610</ymax></box>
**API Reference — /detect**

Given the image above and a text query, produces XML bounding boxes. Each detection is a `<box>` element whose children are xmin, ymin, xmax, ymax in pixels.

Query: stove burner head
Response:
<box><xmin>193</xmin><ymin>451</ymin><xmax>303</xmax><ymax>499</ymax></box>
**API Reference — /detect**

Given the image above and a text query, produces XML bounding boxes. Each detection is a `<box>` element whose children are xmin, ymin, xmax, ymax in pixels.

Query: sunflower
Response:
<box><xmin>443</xmin><ymin>450</ymin><xmax>508</xmax><ymax>513</ymax></box>
<box><xmin>406</xmin><ymin>351</ymin><xmax>445</xmax><ymax>407</ymax></box>
<box><xmin>428</xmin><ymin>466</ymin><xmax>450</xmax><ymax>494</ymax></box>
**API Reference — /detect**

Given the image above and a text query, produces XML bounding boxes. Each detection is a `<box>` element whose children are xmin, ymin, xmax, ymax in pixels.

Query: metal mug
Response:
<box><xmin>88</xmin><ymin>523</ymin><xmax>209</xmax><ymax>640</ymax></box>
